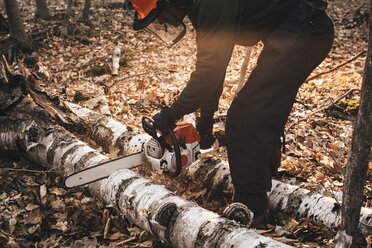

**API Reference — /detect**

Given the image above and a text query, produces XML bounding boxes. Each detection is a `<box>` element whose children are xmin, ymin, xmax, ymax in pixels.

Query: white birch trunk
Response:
<box><xmin>102</xmin><ymin>169</ymin><xmax>292</xmax><ymax>248</ymax></box>
<box><xmin>0</xmin><ymin>99</ymin><xmax>292</xmax><ymax>248</ymax></box>
<box><xmin>55</xmin><ymin>102</ymin><xmax>372</xmax><ymax>236</ymax></box>
<box><xmin>63</xmin><ymin>101</ymin><xmax>134</xmax><ymax>154</ymax></box>
<box><xmin>186</xmin><ymin>160</ymin><xmax>372</xmax><ymax>236</ymax></box>
<box><xmin>270</xmin><ymin>180</ymin><xmax>372</xmax><ymax>236</ymax></box>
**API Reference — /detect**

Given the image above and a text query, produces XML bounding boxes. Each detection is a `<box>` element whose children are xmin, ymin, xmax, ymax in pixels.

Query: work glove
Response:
<box><xmin>153</xmin><ymin>107</ymin><xmax>176</xmax><ymax>133</ymax></box>
<box><xmin>196</xmin><ymin>114</ymin><xmax>216</xmax><ymax>149</ymax></box>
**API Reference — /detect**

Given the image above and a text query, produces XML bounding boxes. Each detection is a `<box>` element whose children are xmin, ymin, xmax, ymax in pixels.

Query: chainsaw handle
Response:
<box><xmin>142</xmin><ymin>117</ymin><xmax>170</xmax><ymax>149</ymax></box>
<box><xmin>142</xmin><ymin>117</ymin><xmax>182</xmax><ymax>177</ymax></box>
<box><xmin>164</xmin><ymin>127</ymin><xmax>182</xmax><ymax>177</ymax></box>
<box><xmin>142</xmin><ymin>116</ymin><xmax>158</xmax><ymax>139</ymax></box>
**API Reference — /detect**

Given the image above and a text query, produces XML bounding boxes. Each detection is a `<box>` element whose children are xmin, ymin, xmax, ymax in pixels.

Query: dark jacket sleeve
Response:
<box><xmin>167</xmin><ymin>0</ymin><xmax>240</xmax><ymax>120</ymax></box>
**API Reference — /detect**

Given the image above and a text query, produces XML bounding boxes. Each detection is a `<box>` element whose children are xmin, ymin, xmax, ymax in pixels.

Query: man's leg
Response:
<box><xmin>226</xmin><ymin>4</ymin><xmax>334</xmax><ymax>223</ymax></box>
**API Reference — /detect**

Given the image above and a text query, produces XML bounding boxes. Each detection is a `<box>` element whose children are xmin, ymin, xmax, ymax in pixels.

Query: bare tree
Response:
<box><xmin>337</xmin><ymin>1</ymin><xmax>372</xmax><ymax>247</ymax></box>
<box><xmin>35</xmin><ymin>0</ymin><xmax>50</xmax><ymax>19</ymax></box>
<box><xmin>3</xmin><ymin>0</ymin><xmax>32</xmax><ymax>50</ymax></box>
<box><xmin>0</xmin><ymin>13</ymin><xmax>9</xmax><ymax>31</ymax></box>
<box><xmin>61</xmin><ymin>0</ymin><xmax>73</xmax><ymax>37</ymax></box>
<box><xmin>82</xmin><ymin>0</ymin><xmax>91</xmax><ymax>21</ymax></box>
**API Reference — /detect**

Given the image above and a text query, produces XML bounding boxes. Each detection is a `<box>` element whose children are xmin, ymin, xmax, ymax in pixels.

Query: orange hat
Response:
<box><xmin>131</xmin><ymin>0</ymin><xmax>165</xmax><ymax>30</ymax></box>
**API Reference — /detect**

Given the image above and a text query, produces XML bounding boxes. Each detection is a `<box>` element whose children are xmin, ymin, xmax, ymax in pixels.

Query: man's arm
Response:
<box><xmin>167</xmin><ymin>0</ymin><xmax>240</xmax><ymax>120</ymax></box>
<box><xmin>167</xmin><ymin>32</ymin><xmax>235</xmax><ymax>120</ymax></box>
<box><xmin>153</xmin><ymin>0</ymin><xmax>240</xmax><ymax>133</ymax></box>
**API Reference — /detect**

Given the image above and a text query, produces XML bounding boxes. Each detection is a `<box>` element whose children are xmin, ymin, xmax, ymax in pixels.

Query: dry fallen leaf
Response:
<box><xmin>49</xmin><ymin>187</ymin><xmax>66</xmax><ymax>196</ymax></box>
<box><xmin>0</xmin><ymin>1</ymin><xmax>370</xmax><ymax>247</ymax></box>
<box><xmin>52</xmin><ymin>220</ymin><xmax>69</xmax><ymax>232</ymax></box>
<box><xmin>8</xmin><ymin>218</ymin><xmax>17</xmax><ymax>235</ymax></box>
<box><xmin>26</xmin><ymin>209</ymin><xmax>42</xmax><ymax>225</ymax></box>
<box><xmin>40</xmin><ymin>184</ymin><xmax>47</xmax><ymax>203</ymax></box>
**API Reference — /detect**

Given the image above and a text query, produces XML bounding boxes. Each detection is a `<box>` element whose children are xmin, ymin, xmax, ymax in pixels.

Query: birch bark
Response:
<box><xmin>0</xmin><ymin>98</ymin><xmax>292</xmax><ymax>248</ymax></box>
<box><xmin>59</xmin><ymin>102</ymin><xmax>372</xmax><ymax>236</ymax></box>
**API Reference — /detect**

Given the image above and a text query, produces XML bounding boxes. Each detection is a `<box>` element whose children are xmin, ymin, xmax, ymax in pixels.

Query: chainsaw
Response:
<box><xmin>64</xmin><ymin>116</ymin><xmax>201</xmax><ymax>188</ymax></box>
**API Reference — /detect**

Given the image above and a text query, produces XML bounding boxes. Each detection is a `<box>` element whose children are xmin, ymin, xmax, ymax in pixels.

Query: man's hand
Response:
<box><xmin>196</xmin><ymin>115</ymin><xmax>216</xmax><ymax>149</ymax></box>
<box><xmin>153</xmin><ymin>107</ymin><xmax>176</xmax><ymax>133</ymax></box>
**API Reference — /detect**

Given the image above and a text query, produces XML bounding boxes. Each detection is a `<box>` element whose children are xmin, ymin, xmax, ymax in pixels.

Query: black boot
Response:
<box><xmin>233</xmin><ymin>192</ymin><xmax>269</xmax><ymax>229</ymax></box>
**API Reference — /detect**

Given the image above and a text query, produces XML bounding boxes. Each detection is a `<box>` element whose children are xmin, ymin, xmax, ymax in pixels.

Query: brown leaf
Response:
<box><xmin>51</xmin><ymin>220</ymin><xmax>68</xmax><ymax>232</ymax></box>
<box><xmin>26</xmin><ymin>209</ymin><xmax>42</xmax><ymax>225</ymax></box>
<box><xmin>40</xmin><ymin>185</ymin><xmax>47</xmax><ymax>204</ymax></box>
<box><xmin>81</xmin><ymin>197</ymin><xmax>94</xmax><ymax>204</ymax></box>
<box><xmin>366</xmin><ymin>235</ymin><xmax>372</xmax><ymax>248</ymax></box>
<box><xmin>70</xmin><ymin>236</ymin><xmax>99</xmax><ymax>247</ymax></box>
<box><xmin>107</xmin><ymin>232</ymin><xmax>126</xmax><ymax>240</ymax></box>
<box><xmin>136</xmin><ymin>80</ymin><xmax>144</xmax><ymax>91</ymax></box>
<box><xmin>49</xmin><ymin>187</ymin><xmax>66</xmax><ymax>196</ymax></box>
<box><xmin>104</xmin><ymin>217</ymin><xmax>111</xmax><ymax>239</ymax></box>
<box><xmin>28</xmin><ymin>224</ymin><xmax>40</xmax><ymax>234</ymax></box>
<box><xmin>25</xmin><ymin>203</ymin><xmax>39</xmax><ymax>211</ymax></box>
<box><xmin>8</xmin><ymin>218</ymin><xmax>17</xmax><ymax>235</ymax></box>
<box><xmin>6</xmin><ymin>237</ymin><xmax>20</xmax><ymax>248</ymax></box>
<box><xmin>139</xmin><ymin>240</ymin><xmax>153</xmax><ymax>247</ymax></box>
<box><xmin>50</xmin><ymin>197</ymin><xmax>66</xmax><ymax>210</ymax></box>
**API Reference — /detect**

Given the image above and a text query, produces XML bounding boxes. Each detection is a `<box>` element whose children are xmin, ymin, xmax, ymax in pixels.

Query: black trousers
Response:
<box><xmin>226</xmin><ymin>3</ymin><xmax>334</xmax><ymax>193</ymax></box>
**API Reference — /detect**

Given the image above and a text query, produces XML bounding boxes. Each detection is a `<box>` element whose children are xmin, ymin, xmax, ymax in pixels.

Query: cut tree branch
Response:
<box><xmin>304</xmin><ymin>50</ymin><xmax>366</xmax><ymax>83</ymax></box>
<box><xmin>286</xmin><ymin>88</ymin><xmax>359</xmax><ymax>132</ymax></box>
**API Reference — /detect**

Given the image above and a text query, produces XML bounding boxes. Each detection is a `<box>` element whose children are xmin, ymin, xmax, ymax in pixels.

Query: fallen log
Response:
<box><xmin>102</xmin><ymin>169</ymin><xmax>291</xmax><ymax>247</ymax></box>
<box><xmin>186</xmin><ymin>160</ymin><xmax>372</xmax><ymax>236</ymax></box>
<box><xmin>61</xmin><ymin>102</ymin><xmax>372</xmax><ymax>236</ymax></box>
<box><xmin>0</xmin><ymin>98</ymin><xmax>292</xmax><ymax>247</ymax></box>
<box><xmin>62</xmin><ymin>102</ymin><xmax>198</xmax><ymax>156</ymax></box>
<box><xmin>63</xmin><ymin>101</ymin><xmax>136</xmax><ymax>155</ymax></box>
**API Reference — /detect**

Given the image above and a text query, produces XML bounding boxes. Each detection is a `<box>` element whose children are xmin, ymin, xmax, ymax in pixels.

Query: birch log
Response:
<box><xmin>186</xmin><ymin>160</ymin><xmax>372</xmax><ymax>236</ymax></box>
<box><xmin>52</xmin><ymin>102</ymin><xmax>372</xmax><ymax>235</ymax></box>
<box><xmin>63</xmin><ymin>101</ymin><xmax>135</xmax><ymax>154</ymax></box>
<box><xmin>102</xmin><ymin>169</ymin><xmax>292</xmax><ymax>248</ymax></box>
<box><xmin>0</xmin><ymin>99</ymin><xmax>292</xmax><ymax>248</ymax></box>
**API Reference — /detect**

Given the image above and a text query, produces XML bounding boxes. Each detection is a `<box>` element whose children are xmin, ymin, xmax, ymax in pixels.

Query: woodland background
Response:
<box><xmin>0</xmin><ymin>0</ymin><xmax>371</xmax><ymax>247</ymax></box>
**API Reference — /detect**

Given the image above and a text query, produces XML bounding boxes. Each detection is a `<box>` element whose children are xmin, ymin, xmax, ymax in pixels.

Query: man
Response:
<box><xmin>129</xmin><ymin>0</ymin><xmax>334</xmax><ymax>227</ymax></box>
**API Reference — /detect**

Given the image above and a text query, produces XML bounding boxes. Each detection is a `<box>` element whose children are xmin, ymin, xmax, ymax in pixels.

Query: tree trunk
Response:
<box><xmin>0</xmin><ymin>97</ymin><xmax>293</xmax><ymax>248</ymax></box>
<box><xmin>35</xmin><ymin>0</ymin><xmax>50</xmax><ymax>19</ymax></box>
<box><xmin>56</xmin><ymin>102</ymin><xmax>372</xmax><ymax>236</ymax></box>
<box><xmin>337</xmin><ymin>1</ymin><xmax>372</xmax><ymax>247</ymax></box>
<box><xmin>0</xmin><ymin>13</ymin><xmax>9</xmax><ymax>31</ymax></box>
<box><xmin>82</xmin><ymin>0</ymin><xmax>91</xmax><ymax>21</ymax></box>
<box><xmin>3</xmin><ymin>0</ymin><xmax>32</xmax><ymax>50</ymax></box>
<box><xmin>61</xmin><ymin>0</ymin><xmax>73</xmax><ymax>36</ymax></box>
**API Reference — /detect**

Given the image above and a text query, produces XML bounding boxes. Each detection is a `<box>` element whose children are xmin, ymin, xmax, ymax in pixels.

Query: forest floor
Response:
<box><xmin>0</xmin><ymin>0</ymin><xmax>371</xmax><ymax>247</ymax></box>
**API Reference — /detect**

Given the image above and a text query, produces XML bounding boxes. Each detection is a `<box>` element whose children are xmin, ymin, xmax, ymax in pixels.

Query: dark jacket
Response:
<box><xmin>166</xmin><ymin>0</ymin><xmax>324</xmax><ymax>120</ymax></box>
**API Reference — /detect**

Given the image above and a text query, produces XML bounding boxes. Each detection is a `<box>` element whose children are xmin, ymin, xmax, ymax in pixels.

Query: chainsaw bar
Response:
<box><xmin>64</xmin><ymin>152</ymin><xmax>143</xmax><ymax>188</ymax></box>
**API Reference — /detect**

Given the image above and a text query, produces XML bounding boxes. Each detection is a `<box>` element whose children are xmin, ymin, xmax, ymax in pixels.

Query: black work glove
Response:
<box><xmin>153</xmin><ymin>107</ymin><xmax>176</xmax><ymax>133</ymax></box>
<box><xmin>196</xmin><ymin>114</ymin><xmax>216</xmax><ymax>149</ymax></box>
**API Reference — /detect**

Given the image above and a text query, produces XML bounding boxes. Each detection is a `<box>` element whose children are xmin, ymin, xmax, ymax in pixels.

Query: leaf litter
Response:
<box><xmin>0</xmin><ymin>0</ymin><xmax>371</xmax><ymax>247</ymax></box>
